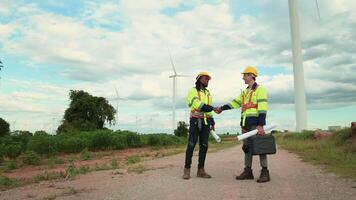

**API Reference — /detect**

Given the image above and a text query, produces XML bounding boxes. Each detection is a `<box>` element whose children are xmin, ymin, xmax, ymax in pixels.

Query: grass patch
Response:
<box><xmin>45</xmin><ymin>157</ymin><xmax>65</xmax><ymax>168</ymax></box>
<box><xmin>276</xmin><ymin>128</ymin><xmax>356</xmax><ymax>180</ymax></box>
<box><xmin>111</xmin><ymin>158</ymin><xmax>118</xmax><ymax>169</ymax></box>
<box><xmin>6</xmin><ymin>160</ymin><xmax>17</xmax><ymax>171</ymax></box>
<box><xmin>80</xmin><ymin>148</ymin><xmax>91</xmax><ymax>161</ymax></box>
<box><xmin>128</xmin><ymin>164</ymin><xmax>149</xmax><ymax>174</ymax></box>
<box><xmin>34</xmin><ymin>171</ymin><xmax>66</xmax><ymax>182</ymax></box>
<box><xmin>126</xmin><ymin>156</ymin><xmax>142</xmax><ymax>164</ymax></box>
<box><xmin>19</xmin><ymin>151</ymin><xmax>41</xmax><ymax>165</ymax></box>
<box><xmin>0</xmin><ymin>175</ymin><xmax>18</xmax><ymax>190</ymax></box>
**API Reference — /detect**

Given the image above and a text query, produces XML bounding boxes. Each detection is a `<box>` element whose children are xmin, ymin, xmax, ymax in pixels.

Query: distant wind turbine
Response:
<box><xmin>109</xmin><ymin>86</ymin><xmax>127</xmax><ymax>129</ymax></box>
<box><xmin>168</xmin><ymin>51</ymin><xmax>189</xmax><ymax>134</ymax></box>
<box><xmin>114</xmin><ymin>86</ymin><xmax>119</xmax><ymax>125</ymax></box>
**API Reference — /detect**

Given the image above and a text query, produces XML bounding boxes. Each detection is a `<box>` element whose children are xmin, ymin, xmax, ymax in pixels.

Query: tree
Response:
<box><xmin>57</xmin><ymin>90</ymin><xmax>116</xmax><ymax>134</ymax></box>
<box><xmin>174</xmin><ymin>121</ymin><xmax>189</xmax><ymax>137</ymax></box>
<box><xmin>0</xmin><ymin>117</ymin><xmax>10</xmax><ymax>136</ymax></box>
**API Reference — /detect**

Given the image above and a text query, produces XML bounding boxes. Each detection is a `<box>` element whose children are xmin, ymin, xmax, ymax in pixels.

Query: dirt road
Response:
<box><xmin>1</xmin><ymin>145</ymin><xmax>355</xmax><ymax>200</ymax></box>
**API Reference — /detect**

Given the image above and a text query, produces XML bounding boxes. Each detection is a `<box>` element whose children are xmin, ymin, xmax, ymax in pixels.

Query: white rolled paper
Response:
<box><xmin>211</xmin><ymin>131</ymin><xmax>221</xmax><ymax>142</ymax></box>
<box><xmin>237</xmin><ymin>124</ymin><xmax>277</xmax><ymax>141</ymax></box>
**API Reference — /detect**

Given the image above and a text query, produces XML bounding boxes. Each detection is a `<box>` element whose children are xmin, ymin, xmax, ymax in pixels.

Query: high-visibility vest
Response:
<box><xmin>228</xmin><ymin>84</ymin><xmax>268</xmax><ymax>127</ymax></box>
<box><xmin>186</xmin><ymin>87</ymin><xmax>213</xmax><ymax>125</ymax></box>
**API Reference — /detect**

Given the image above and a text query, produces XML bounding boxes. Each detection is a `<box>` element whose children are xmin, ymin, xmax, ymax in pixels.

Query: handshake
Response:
<box><xmin>213</xmin><ymin>106</ymin><xmax>223</xmax><ymax>114</ymax></box>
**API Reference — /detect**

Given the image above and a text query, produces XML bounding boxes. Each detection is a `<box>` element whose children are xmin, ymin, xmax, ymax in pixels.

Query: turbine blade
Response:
<box><xmin>168</xmin><ymin>50</ymin><xmax>177</xmax><ymax>75</ymax></box>
<box><xmin>114</xmin><ymin>86</ymin><xmax>119</xmax><ymax>98</ymax></box>
<box><xmin>176</xmin><ymin>74</ymin><xmax>190</xmax><ymax>77</ymax></box>
<box><xmin>315</xmin><ymin>0</ymin><xmax>321</xmax><ymax>21</ymax></box>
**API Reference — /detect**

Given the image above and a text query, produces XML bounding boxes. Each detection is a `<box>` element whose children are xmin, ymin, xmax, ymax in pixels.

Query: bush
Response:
<box><xmin>0</xmin><ymin>144</ymin><xmax>5</xmax><ymax>164</ymax></box>
<box><xmin>4</xmin><ymin>144</ymin><xmax>22</xmax><ymax>159</ymax></box>
<box><xmin>20</xmin><ymin>151</ymin><xmax>41</xmax><ymax>165</ymax></box>
<box><xmin>147</xmin><ymin>135</ymin><xmax>161</xmax><ymax>146</ymax></box>
<box><xmin>0</xmin><ymin>118</ymin><xmax>10</xmax><ymax>137</ymax></box>
<box><xmin>34</xmin><ymin>130</ymin><xmax>49</xmax><ymax>136</ymax></box>
<box><xmin>125</xmin><ymin>132</ymin><xmax>142</xmax><ymax>147</ymax></box>
<box><xmin>174</xmin><ymin>121</ymin><xmax>188</xmax><ymax>137</ymax></box>
<box><xmin>1</xmin><ymin>132</ymin><xmax>32</xmax><ymax>153</ymax></box>
<box><xmin>333</xmin><ymin>128</ymin><xmax>353</xmax><ymax>146</ymax></box>
<box><xmin>0</xmin><ymin>175</ymin><xmax>17</xmax><ymax>188</ymax></box>
<box><xmin>6</xmin><ymin>160</ymin><xmax>17</xmax><ymax>171</ymax></box>
<box><xmin>144</xmin><ymin>134</ymin><xmax>184</xmax><ymax>147</ymax></box>
<box><xmin>112</xmin><ymin>134</ymin><xmax>128</xmax><ymax>149</ymax></box>
<box><xmin>89</xmin><ymin>131</ymin><xmax>113</xmax><ymax>150</ymax></box>
<box><xmin>27</xmin><ymin>135</ymin><xmax>58</xmax><ymax>155</ymax></box>
<box><xmin>57</xmin><ymin>136</ymin><xmax>89</xmax><ymax>153</ymax></box>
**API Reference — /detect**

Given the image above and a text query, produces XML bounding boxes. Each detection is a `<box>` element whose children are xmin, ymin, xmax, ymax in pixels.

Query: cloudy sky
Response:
<box><xmin>0</xmin><ymin>0</ymin><xmax>355</xmax><ymax>134</ymax></box>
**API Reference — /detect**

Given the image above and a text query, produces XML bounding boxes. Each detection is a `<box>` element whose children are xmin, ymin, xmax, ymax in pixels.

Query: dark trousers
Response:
<box><xmin>184</xmin><ymin>118</ymin><xmax>210</xmax><ymax>169</ymax></box>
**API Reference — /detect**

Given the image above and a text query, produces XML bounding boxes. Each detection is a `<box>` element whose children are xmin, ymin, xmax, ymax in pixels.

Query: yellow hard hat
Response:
<box><xmin>242</xmin><ymin>66</ymin><xmax>258</xmax><ymax>77</ymax></box>
<box><xmin>196</xmin><ymin>71</ymin><xmax>211</xmax><ymax>80</ymax></box>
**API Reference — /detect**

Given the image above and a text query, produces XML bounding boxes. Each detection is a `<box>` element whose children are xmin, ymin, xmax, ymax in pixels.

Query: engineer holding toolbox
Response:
<box><xmin>215</xmin><ymin>66</ymin><xmax>275</xmax><ymax>183</ymax></box>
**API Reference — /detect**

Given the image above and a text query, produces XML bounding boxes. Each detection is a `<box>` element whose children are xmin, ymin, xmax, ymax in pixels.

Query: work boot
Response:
<box><xmin>235</xmin><ymin>168</ymin><xmax>254</xmax><ymax>180</ymax></box>
<box><xmin>182</xmin><ymin>168</ymin><xmax>190</xmax><ymax>180</ymax></box>
<box><xmin>197</xmin><ymin>168</ymin><xmax>212</xmax><ymax>178</ymax></box>
<box><xmin>257</xmin><ymin>168</ymin><xmax>270</xmax><ymax>183</ymax></box>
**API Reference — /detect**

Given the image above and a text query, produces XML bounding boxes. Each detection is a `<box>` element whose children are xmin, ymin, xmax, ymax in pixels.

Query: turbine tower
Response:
<box><xmin>168</xmin><ymin>51</ymin><xmax>189</xmax><ymax>134</ymax></box>
<box><xmin>288</xmin><ymin>0</ymin><xmax>307</xmax><ymax>131</ymax></box>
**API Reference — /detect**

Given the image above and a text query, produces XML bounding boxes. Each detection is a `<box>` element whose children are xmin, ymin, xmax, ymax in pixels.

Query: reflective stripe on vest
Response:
<box><xmin>190</xmin><ymin>90</ymin><xmax>211</xmax><ymax>118</ymax></box>
<box><xmin>241</xmin><ymin>89</ymin><xmax>258</xmax><ymax>112</ymax></box>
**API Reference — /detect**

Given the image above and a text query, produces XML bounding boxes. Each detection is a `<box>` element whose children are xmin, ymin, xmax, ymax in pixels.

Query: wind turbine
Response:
<box><xmin>168</xmin><ymin>51</ymin><xmax>189</xmax><ymax>134</ymax></box>
<box><xmin>114</xmin><ymin>86</ymin><xmax>119</xmax><ymax>126</ymax></box>
<box><xmin>288</xmin><ymin>0</ymin><xmax>321</xmax><ymax>131</ymax></box>
<box><xmin>109</xmin><ymin>86</ymin><xmax>127</xmax><ymax>129</ymax></box>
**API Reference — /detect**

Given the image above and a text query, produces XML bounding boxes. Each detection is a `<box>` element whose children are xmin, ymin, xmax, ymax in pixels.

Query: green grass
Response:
<box><xmin>128</xmin><ymin>164</ymin><xmax>150</xmax><ymax>174</ymax></box>
<box><xmin>111</xmin><ymin>158</ymin><xmax>118</xmax><ymax>169</ymax></box>
<box><xmin>126</xmin><ymin>156</ymin><xmax>142</xmax><ymax>164</ymax></box>
<box><xmin>0</xmin><ymin>135</ymin><xmax>240</xmax><ymax>191</ymax></box>
<box><xmin>0</xmin><ymin>175</ymin><xmax>18</xmax><ymax>190</ymax></box>
<box><xmin>276</xmin><ymin>128</ymin><xmax>356</xmax><ymax>180</ymax></box>
<box><xmin>80</xmin><ymin>148</ymin><xmax>91</xmax><ymax>161</ymax></box>
<box><xmin>44</xmin><ymin>157</ymin><xmax>65</xmax><ymax>168</ymax></box>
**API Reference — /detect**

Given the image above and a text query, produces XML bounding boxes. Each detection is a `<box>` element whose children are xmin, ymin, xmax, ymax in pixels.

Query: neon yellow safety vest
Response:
<box><xmin>186</xmin><ymin>87</ymin><xmax>213</xmax><ymax>125</ymax></box>
<box><xmin>228</xmin><ymin>85</ymin><xmax>268</xmax><ymax>127</ymax></box>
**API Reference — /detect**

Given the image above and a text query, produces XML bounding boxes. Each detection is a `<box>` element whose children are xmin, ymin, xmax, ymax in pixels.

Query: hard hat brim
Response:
<box><xmin>196</xmin><ymin>75</ymin><xmax>211</xmax><ymax>80</ymax></box>
<box><xmin>241</xmin><ymin>72</ymin><xmax>257</xmax><ymax>77</ymax></box>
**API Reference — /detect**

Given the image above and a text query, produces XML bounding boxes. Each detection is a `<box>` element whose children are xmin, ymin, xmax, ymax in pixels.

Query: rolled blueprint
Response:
<box><xmin>237</xmin><ymin>124</ymin><xmax>277</xmax><ymax>141</ymax></box>
<box><xmin>211</xmin><ymin>131</ymin><xmax>221</xmax><ymax>142</ymax></box>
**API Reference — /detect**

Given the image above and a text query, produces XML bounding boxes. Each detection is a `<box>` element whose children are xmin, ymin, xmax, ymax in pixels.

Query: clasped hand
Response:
<box><xmin>213</xmin><ymin>106</ymin><xmax>222</xmax><ymax>114</ymax></box>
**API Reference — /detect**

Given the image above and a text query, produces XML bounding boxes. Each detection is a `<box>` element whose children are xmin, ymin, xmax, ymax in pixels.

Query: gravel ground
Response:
<box><xmin>0</xmin><ymin>145</ymin><xmax>355</xmax><ymax>200</ymax></box>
